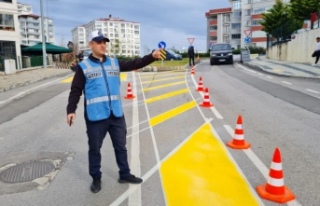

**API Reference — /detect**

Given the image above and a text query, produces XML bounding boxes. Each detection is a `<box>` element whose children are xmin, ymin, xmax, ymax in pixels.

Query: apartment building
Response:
<box><xmin>18</xmin><ymin>3</ymin><xmax>55</xmax><ymax>46</ymax></box>
<box><xmin>72</xmin><ymin>15</ymin><xmax>141</xmax><ymax>57</ymax></box>
<box><xmin>205</xmin><ymin>8</ymin><xmax>233</xmax><ymax>51</ymax></box>
<box><xmin>71</xmin><ymin>26</ymin><xmax>86</xmax><ymax>49</ymax></box>
<box><xmin>0</xmin><ymin>0</ymin><xmax>22</xmax><ymax>71</ymax></box>
<box><xmin>206</xmin><ymin>0</ymin><xmax>291</xmax><ymax>51</ymax></box>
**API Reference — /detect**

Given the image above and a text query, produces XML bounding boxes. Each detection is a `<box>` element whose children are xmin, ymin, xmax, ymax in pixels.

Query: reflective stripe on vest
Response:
<box><xmin>86</xmin><ymin>95</ymin><xmax>121</xmax><ymax>105</ymax></box>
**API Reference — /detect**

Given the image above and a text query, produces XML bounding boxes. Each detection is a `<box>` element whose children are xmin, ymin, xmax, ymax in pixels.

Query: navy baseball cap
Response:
<box><xmin>89</xmin><ymin>30</ymin><xmax>110</xmax><ymax>42</ymax></box>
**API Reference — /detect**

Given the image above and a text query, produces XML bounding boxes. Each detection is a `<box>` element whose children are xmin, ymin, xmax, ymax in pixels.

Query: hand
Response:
<box><xmin>152</xmin><ymin>49</ymin><xmax>165</xmax><ymax>60</ymax></box>
<box><xmin>67</xmin><ymin>113</ymin><xmax>76</xmax><ymax>126</ymax></box>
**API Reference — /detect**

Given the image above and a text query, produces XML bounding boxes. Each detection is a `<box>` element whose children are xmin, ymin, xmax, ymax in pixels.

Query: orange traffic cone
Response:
<box><xmin>124</xmin><ymin>83</ymin><xmax>135</xmax><ymax>99</ymax></box>
<box><xmin>200</xmin><ymin>88</ymin><xmax>213</xmax><ymax>107</ymax></box>
<box><xmin>191</xmin><ymin>66</ymin><xmax>195</xmax><ymax>75</ymax></box>
<box><xmin>256</xmin><ymin>148</ymin><xmax>295</xmax><ymax>203</ymax></box>
<box><xmin>226</xmin><ymin>115</ymin><xmax>250</xmax><ymax>149</ymax></box>
<box><xmin>196</xmin><ymin>77</ymin><xmax>204</xmax><ymax>92</ymax></box>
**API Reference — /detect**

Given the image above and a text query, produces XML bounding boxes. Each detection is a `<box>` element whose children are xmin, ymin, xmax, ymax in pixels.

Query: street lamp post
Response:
<box><xmin>40</xmin><ymin>0</ymin><xmax>47</xmax><ymax>68</ymax></box>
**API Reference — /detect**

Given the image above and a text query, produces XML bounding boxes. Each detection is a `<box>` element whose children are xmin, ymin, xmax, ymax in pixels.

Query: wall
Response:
<box><xmin>267</xmin><ymin>28</ymin><xmax>319</xmax><ymax>64</ymax></box>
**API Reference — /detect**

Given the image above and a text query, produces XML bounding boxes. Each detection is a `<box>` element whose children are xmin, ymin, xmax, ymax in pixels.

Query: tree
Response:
<box><xmin>290</xmin><ymin>0</ymin><xmax>320</xmax><ymax>21</ymax></box>
<box><xmin>261</xmin><ymin>0</ymin><xmax>302</xmax><ymax>42</ymax></box>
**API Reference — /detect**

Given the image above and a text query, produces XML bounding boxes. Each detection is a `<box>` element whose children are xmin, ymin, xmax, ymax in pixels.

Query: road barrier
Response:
<box><xmin>227</xmin><ymin>115</ymin><xmax>251</xmax><ymax>149</ymax></box>
<box><xmin>256</xmin><ymin>148</ymin><xmax>295</xmax><ymax>203</ymax></box>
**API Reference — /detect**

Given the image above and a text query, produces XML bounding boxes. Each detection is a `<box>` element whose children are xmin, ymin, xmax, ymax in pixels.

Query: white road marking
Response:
<box><xmin>129</xmin><ymin>72</ymin><xmax>141</xmax><ymax>206</ymax></box>
<box><xmin>306</xmin><ymin>88</ymin><xmax>320</xmax><ymax>94</ymax></box>
<box><xmin>0</xmin><ymin>74</ymin><xmax>73</xmax><ymax>105</ymax></box>
<box><xmin>191</xmin><ymin>74</ymin><xmax>223</xmax><ymax>119</ymax></box>
<box><xmin>266</xmin><ymin>75</ymin><xmax>273</xmax><ymax>79</ymax></box>
<box><xmin>236</xmin><ymin>63</ymin><xmax>257</xmax><ymax>74</ymax></box>
<box><xmin>110</xmin><ymin>71</ymin><xmax>162</xmax><ymax>206</ymax></box>
<box><xmin>282</xmin><ymin>81</ymin><xmax>292</xmax><ymax>85</ymax></box>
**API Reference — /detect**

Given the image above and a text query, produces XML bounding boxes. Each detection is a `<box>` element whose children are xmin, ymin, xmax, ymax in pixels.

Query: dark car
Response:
<box><xmin>165</xmin><ymin>50</ymin><xmax>182</xmax><ymax>60</ymax></box>
<box><xmin>210</xmin><ymin>43</ymin><xmax>233</xmax><ymax>65</ymax></box>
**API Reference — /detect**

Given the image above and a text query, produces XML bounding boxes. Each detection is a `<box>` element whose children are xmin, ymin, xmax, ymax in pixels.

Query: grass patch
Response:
<box><xmin>150</xmin><ymin>59</ymin><xmax>189</xmax><ymax>67</ymax></box>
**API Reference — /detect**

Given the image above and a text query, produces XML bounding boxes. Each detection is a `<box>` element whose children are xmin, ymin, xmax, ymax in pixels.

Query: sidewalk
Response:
<box><xmin>244</xmin><ymin>55</ymin><xmax>320</xmax><ymax>79</ymax></box>
<box><xmin>0</xmin><ymin>67</ymin><xmax>73</xmax><ymax>92</ymax></box>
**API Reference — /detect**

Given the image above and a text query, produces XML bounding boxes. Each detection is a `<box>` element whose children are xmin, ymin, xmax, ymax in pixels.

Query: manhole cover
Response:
<box><xmin>0</xmin><ymin>161</ymin><xmax>55</xmax><ymax>183</ymax></box>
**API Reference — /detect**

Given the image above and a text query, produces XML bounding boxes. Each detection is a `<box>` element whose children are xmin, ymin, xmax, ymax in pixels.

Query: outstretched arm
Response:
<box><xmin>119</xmin><ymin>49</ymin><xmax>163</xmax><ymax>72</ymax></box>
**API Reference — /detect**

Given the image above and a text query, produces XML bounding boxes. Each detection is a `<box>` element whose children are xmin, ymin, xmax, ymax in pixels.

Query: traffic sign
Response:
<box><xmin>187</xmin><ymin>38</ymin><xmax>195</xmax><ymax>45</ymax></box>
<box><xmin>158</xmin><ymin>41</ymin><xmax>166</xmax><ymax>49</ymax></box>
<box><xmin>244</xmin><ymin>37</ymin><xmax>251</xmax><ymax>44</ymax></box>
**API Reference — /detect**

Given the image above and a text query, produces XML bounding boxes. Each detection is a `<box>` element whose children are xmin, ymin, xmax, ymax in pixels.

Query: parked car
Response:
<box><xmin>209</xmin><ymin>43</ymin><xmax>233</xmax><ymax>65</ymax></box>
<box><xmin>165</xmin><ymin>50</ymin><xmax>182</xmax><ymax>60</ymax></box>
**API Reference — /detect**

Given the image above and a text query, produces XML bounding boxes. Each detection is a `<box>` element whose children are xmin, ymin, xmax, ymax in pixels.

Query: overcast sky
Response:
<box><xmin>20</xmin><ymin>0</ymin><xmax>230</xmax><ymax>54</ymax></box>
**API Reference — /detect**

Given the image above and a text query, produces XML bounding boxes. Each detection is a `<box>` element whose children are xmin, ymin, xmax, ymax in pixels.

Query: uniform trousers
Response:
<box><xmin>85</xmin><ymin>113</ymin><xmax>130</xmax><ymax>179</ymax></box>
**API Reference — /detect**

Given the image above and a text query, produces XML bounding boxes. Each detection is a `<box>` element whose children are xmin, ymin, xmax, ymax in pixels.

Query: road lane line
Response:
<box><xmin>161</xmin><ymin>123</ymin><xmax>261</xmax><ymax>206</ymax></box>
<box><xmin>149</xmin><ymin>101</ymin><xmax>197</xmax><ymax>127</ymax></box>
<box><xmin>236</xmin><ymin>63</ymin><xmax>257</xmax><ymax>74</ymax></box>
<box><xmin>143</xmin><ymin>81</ymin><xmax>185</xmax><ymax>92</ymax></box>
<box><xmin>0</xmin><ymin>74</ymin><xmax>73</xmax><ymax>105</ymax></box>
<box><xmin>282</xmin><ymin>81</ymin><xmax>292</xmax><ymax>85</ymax></box>
<box><xmin>140</xmin><ymin>72</ymin><xmax>183</xmax><ymax>79</ymax></box>
<box><xmin>306</xmin><ymin>88</ymin><xmax>320</xmax><ymax>94</ymax></box>
<box><xmin>223</xmin><ymin>125</ymin><xmax>301</xmax><ymax>206</ymax></box>
<box><xmin>224</xmin><ymin>125</ymin><xmax>269</xmax><ymax>178</ymax></box>
<box><xmin>145</xmin><ymin>89</ymin><xmax>189</xmax><ymax>104</ymax></box>
<box><xmin>141</xmin><ymin>76</ymin><xmax>185</xmax><ymax>84</ymax></box>
<box><xmin>60</xmin><ymin>76</ymin><xmax>73</xmax><ymax>83</ymax></box>
<box><xmin>128</xmin><ymin>72</ymin><xmax>141</xmax><ymax>206</ymax></box>
<box><xmin>191</xmin><ymin>75</ymin><xmax>223</xmax><ymax>119</ymax></box>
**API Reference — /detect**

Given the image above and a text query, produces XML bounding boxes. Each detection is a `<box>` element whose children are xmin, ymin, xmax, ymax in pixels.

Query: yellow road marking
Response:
<box><xmin>149</xmin><ymin>101</ymin><xmax>196</xmax><ymax>127</ymax></box>
<box><xmin>145</xmin><ymin>89</ymin><xmax>189</xmax><ymax>104</ymax></box>
<box><xmin>273</xmin><ymin>68</ymin><xmax>283</xmax><ymax>72</ymax></box>
<box><xmin>140</xmin><ymin>72</ymin><xmax>184</xmax><ymax>79</ymax></box>
<box><xmin>60</xmin><ymin>73</ymin><xmax>127</xmax><ymax>83</ymax></box>
<box><xmin>141</xmin><ymin>76</ymin><xmax>185</xmax><ymax>84</ymax></box>
<box><xmin>61</xmin><ymin>76</ymin><xmax>73</xmax><ymax>83</ymax></box>
<box><xmin>160</xmin><ymin>123</ymin><xmax>260</xmax><ymax>206</ymax></box>
<box><xmin>120</xmin><ymin>73</ymin><xmax>127</xmax><ymax>81</ymax></box>
<box><xmin>143</xmin><ymin>81</ymin><xmax>185</xmax><ymax>92</ymax></box>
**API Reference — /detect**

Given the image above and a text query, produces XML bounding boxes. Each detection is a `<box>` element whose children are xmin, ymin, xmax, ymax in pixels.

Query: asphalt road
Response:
<box><xmin>0</xmin><ymin>60</ymin><xmax>319</xmax><ymax>206</ymax></box>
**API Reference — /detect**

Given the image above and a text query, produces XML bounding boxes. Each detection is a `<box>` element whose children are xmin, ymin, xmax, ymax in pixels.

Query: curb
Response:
<box><xmin>242</xmin><ymin>62</ymin><xmax>320</xmax><ymax>81</ymax></box>
<box><xmin>0</xmin><ymin>70</ymin><xmax>73</xmax><ymax>93</ymax></box>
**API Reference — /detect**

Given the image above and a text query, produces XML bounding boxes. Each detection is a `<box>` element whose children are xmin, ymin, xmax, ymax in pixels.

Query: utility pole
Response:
<box><xmin>40</xmin><ymin>0</ymin><xmax>47</xmax><ymax>68</ymax></box>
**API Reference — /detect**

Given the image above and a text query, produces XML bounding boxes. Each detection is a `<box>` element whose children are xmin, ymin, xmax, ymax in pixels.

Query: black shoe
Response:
<box><xmin>90</xmin><ymin>178</ymin><xmax>101</xmax><ymax>193</ymax></box>
<box><xmin>118</xmin><ymin>174</ymin><xmax>143</xmax><ymax>184</ymax></box>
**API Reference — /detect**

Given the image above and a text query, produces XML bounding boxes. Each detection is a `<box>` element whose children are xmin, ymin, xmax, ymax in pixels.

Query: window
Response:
<box><xmin>232</xmin><ymin>23</ymin><xmax>241</xmax><ymax>29</ymax></box>
<box><xmin>209</xmin><ymin>25</ymin><xmax>217</xmax><ymax>30</ymax></box>
<box><xmin>253</xmin><ymin>7</ymin><xmax>265</xmax><ymax>15</ymax></box>
<box><xmin>244</xmin><ymin>9</ymin><xmax>251</xmax><ymax>16</ymax></box>
<box><xmin>231</xmin><ymin>34</ymin><xmax>241</xmax><ymax>39</ymax></box>
<box><xmin>233</xmin><ymin>11</ymin><xmax>241</xmax><ymax>19</ymax></box>
<box><xmin>0</xmin><ymin>13</ymin><xmax>14</xmax><ymax>31</ymax></box>
<box><xmin>232</xmin><ymin>0</ymin><xmax>241</xmax><ymax>10</ymax></box>
<box><xmin>223</xmin><ymin>14</ymin><xmax>230</xmax><ymax>22</ymax></box>
<box><xmin>210</xmin><ymin>36</ymin><xmax>217</xmax><ymax>41</ymax></box>
<box><xmin>252</xmin><ymin>19</ymin><xmax>263</xmax><ymax>26</ymax></box>
<box><xmin>0</xmin><ymin>41</ymin><xmax>16</xmax><ymax>59</ymax></box>
<box><xmin>0</xmin><ymin>0</ymin><xmax>13</xmax><ymax>3</ymax></box>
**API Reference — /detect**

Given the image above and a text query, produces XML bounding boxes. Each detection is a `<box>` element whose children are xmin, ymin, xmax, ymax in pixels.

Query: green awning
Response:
<box><xmin>22</xmin><ymin>42</ymin><xmax>72</xmax><ymax>54</ymax></box>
